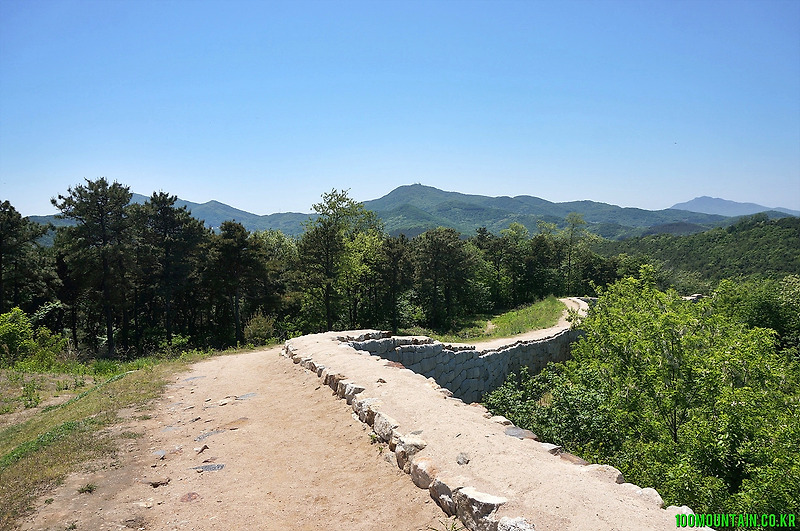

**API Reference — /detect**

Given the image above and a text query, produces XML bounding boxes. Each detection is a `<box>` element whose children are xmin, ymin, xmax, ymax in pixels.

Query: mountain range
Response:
<box><xmin>27</xmin><ymin>184</ymin><xmax>797</xmax><ymax>240</ymax></box>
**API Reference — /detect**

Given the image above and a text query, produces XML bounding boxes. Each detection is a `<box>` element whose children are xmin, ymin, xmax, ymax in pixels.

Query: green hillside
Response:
<box><xmin>364</xmin><ymin>184</ymin><xmax>731</xmax><ymax>238</ymax></box>
<box><xmin>593</xmin><ymin>214</ymin><xmax>800</xmax><ymax>285</ymax></box>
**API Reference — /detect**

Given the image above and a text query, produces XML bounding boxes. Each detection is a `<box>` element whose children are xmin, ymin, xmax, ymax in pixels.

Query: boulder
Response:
<box><xmin>410</xmin><ymin>456</ymin><xmax>439</xmax><ymax>489</ymax></box>
<box><xmin>581</xmin><ymin>463</ymin><xmax>625</xmax><ymax>484</ymax></box>
<box><xmin>395</xmin><ymin>434</ymin><xmax>427</xmax><ymax>473</ymax></box>
<box><xmin>498</xmin><ymin>516</ymin><xmax>536</xmax><ymax>531</ymax></box>
<box><xmin>454</xmin><ymin>486</ymin><xmax>508</xmax><ymax>531</ymax></box>
<box><xmin>429</xmin><ymin>475</ymin><xmax>468</xmax><ymax>516</ymax></box>
<box><xmin>373</xmin><ymin>411</ymin><xmax>399</xmax><ymax>444</ymax></box>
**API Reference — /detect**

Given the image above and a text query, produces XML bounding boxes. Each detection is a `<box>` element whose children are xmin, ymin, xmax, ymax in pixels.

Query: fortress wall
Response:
<box><xmin>348</xmin><ymin>328</ymin><xmax>582</xmax><ymax>403</ymax></box>
<box><xmin>282</xmin><ymin>330</ymin><xmax>693</xmax><ymax>531</ymax></box>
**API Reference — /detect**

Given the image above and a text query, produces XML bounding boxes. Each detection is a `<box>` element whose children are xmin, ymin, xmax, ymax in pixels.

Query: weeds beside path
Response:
<box><xmin>404</xmin><ymin>296</ymin><xmax>567</xmax><ymax>344</ymax></box>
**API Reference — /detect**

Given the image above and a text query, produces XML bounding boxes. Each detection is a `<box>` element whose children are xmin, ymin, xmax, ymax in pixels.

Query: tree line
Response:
<box><xmin>1</xmin><ymin>178</ymin><xmax>628</xmax><ymax>359</ymax></box>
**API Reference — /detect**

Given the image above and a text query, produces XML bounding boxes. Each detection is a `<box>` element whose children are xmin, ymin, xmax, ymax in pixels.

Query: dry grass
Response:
<box><xmin>0</xmin><ymin>359</ymin><xmax>191</xmax><ymax>529</ymax></box>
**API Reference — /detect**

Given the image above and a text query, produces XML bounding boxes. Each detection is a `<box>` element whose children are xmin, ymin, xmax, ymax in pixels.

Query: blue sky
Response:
<box><xmin>1</xmin><ymin>0</ymin><xmax>798</xmax><ymax>216</ymax></box>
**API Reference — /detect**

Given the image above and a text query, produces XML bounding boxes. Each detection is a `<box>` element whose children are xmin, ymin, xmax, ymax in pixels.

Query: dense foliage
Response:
<box><xmin>484</xmin><ymin>268</ymin><xmax>800</xmax><ymax>521</ymax></box>
<box><xmin>593</xmin><ymin>214</ymin><xmax>800</xmax><ymax>293</ymax></box>
<box><xmin>1</xmin><ymin>178</ymin><xmax>621</xmax><ymax>359</ymax></box>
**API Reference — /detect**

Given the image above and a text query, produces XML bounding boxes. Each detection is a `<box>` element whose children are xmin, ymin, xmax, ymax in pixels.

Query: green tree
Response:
<box><xmin>561</xmin><ymin>212</ymin><xmax>587</xmax><ymax>295</ymax></box>
<box><xmin>412</xmin><ymin>227</ymin><xmax>472</xmax><ymax>329</ymax></box>
<box><xmin>206</xmin><ymin>221</ymin><xmax>268</xmax><ymax>346</ymax></box>
<box><xmin>298</xmin><ymin>190</ymin><xmax>381</xmax><ymax>331</ymax></box>
<box><xmin>135</xmin><ymin>192</ymin><xmax>208</xmax><ymax>347</ymax></box>
<box><xmin>499</xmin><ymin>222</ymin><xmax>530</xmax><ymax>306</ymax></box>
<box><xmin>378</xmin><ymin>235</ymin><xmax>413</xmax><ymax>333</ymax></box>
<box><xmin>51</xmin><ymin>178</ymin><xmax>133</xmax><ymax>357</ymax></box>
<box><xmin>0</xmin><ymin>201</ymin><xmax>50</xmax><ymax>314</ymax></box>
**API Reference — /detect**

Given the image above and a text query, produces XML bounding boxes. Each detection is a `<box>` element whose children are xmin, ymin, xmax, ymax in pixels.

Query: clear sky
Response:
<box><xmin>1</xmin><ymin>0</ymin><xmax>798</xmax><ymax>217</ymax></box>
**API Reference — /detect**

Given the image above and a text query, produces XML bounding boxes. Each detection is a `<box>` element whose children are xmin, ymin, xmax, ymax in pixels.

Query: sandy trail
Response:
<box><xmin>21</xmin><ymin>347</ymin><xmax>445</xmax><ymax>531</ymax></box>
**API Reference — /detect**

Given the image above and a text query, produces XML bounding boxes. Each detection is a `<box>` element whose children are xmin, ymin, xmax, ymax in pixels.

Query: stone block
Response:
<box><xmin>539</xmin><ymin>442</ymin><xmax>562</xmax><ymax>455</ymax></box>
<box><xmin>395</xmin><ymin>434</ymin><xmax>427</xmax><ymax>473</ymax></box>
<box><xmin>454</xmin><ymin>486</ymin><xmax>507</xmax><ymax>531</ymax></box>
<box><xmin>410</xmin><ymin>456</ymin><xmax>439</xmax><ymax>489</ymax></box>
<box><xmin>352</xmin><ymin>397</ymin><xmax>381</xmax><ymax>425</ymax></box>
<box><xmin>373</xmin><ymin>411</ymin><xmax>399</xmax><ymax>443</ymax></box>
<box><xmin>498</xmin><ymin>517</ymin><xmax>535</xmax><ymax>531</ymax></box>
<box><xmin>335</xmin><ymin>379</ymin><xmax>351</xmax><ymax>398</ymax></box>
<box><xmin>344</xmin><ymin>382</ymin><xmax>366</xmax><ymax>404</ymax></box>
<box><xmin>490</xmin><ymin>415</ymin><xmax>513</xmax><ymax>426</ymax></box>
<box><xmin>581</xmin><ymin>463</ymin><xmax>625</xmax><ymax>484</ymax></box>
<box><xmin>326</xmin><ymin>373</ymin><xmax>345</xmax><ymax>393</ymax></box>
<box><xmin>419</xmin><ymin>356</ymin><xmax>437</xmax><ymax>374</ymax></box>
<box><xmin>429</xmin><ymin>475</ymin><xmax>468</xmax><ymax>516</ymax></box>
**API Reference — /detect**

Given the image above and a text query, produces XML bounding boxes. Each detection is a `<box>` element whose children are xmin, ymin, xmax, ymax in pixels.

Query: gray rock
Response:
<box><xmin>373</xmin><ymin>411</ymin><xmax>399</xmax><ymax>443</ymax></box>
<box><xmin>343</xmin><ymin>382</ymin><xmax>365</xmax><ymax>404</ymax></box>
<box><xmin>352</xmin><ymin>397</ymin><xmax>381</xmax><ymax>425</ymax></box>
<box><xmin>429</xmin><ymin>476</ymin><xmax>467</xmax><ymax>516</ymax></box>
<box><xmin>395</xmin><ymin>434</ymin><xmax>427</xmax><ymax>473</ymax></box>
<box><xmin>504</xmin><ymin>426</ymin><xmax>539</xmax><ymax>440</ymax></box>
<box><xmin>498</xmin><ymin>516</ymin><xmax>536</xmax><ymax>531</ymax></box>
<box><xmin>539</xmin><ymin>442</ymin><xmax>562</xmax><ymax>455</ymax></box>
<box><xmin>490</xmin><ymin>415</ymin><xmax>513</xmax><ymax>426</ymax></box>
<box><xmin>410</xmin><ymin>456</ymin><xmax>439</xmax><ymax>489</ymax></box>
<box><xmin>457</xmin><ymin>452</ymin><xmax>471</xmax><ymax>465</ymax></box>
<box><xmin>581</xmin><ymin>463</ymin><xmax>625</xmax><ymax>484</ymax></box>
<box><xmin>454</xmin><ymin>486</ymin><xmax>507</xmax><ymax>531</ymax></box>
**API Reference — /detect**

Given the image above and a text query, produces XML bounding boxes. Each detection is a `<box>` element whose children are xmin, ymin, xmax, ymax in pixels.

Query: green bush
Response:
<box><xmin>244</xmin><ymin>311</ymin><xmax>276</xmax><ymax>346</ymax></box>
<box><xmin>0</xmin><ymin>308</ymin><xmax>37</xmax><ymax>368</ymax></box>
<box><xmin>1</xmin><ymin>308</ymin><xmax>69</xmax><ymax>372</ymax></box>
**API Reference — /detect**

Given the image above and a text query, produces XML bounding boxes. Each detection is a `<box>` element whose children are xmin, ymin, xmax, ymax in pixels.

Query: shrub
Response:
<box><xmin>0</xmin><ymin>308</ymin><xmax>37</xmax><ymax>368</ymax></box>
<box><xmin>244</xmin><ymin>311</ymin><xmax>276</xmax><ymax>346</ymax></box>
<box><xmin>1</xmin><ymin>308</ymin><xmax>68</xmax><ymax>372</ymax></box>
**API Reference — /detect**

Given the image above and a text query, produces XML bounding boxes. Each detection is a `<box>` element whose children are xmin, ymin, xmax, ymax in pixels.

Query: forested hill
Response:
<box><xmin>593</xmin><ymin>214</ymin><xmax>800</xmax><ymax>283</ymax></box>
<box><xmin>671</xmin><ymin>196</ymin><xmax>800</xmax><ymax>217</ymax></box>
<box><xmin>363</xmin><ymin>184</ymin><xmax>730</xmax><ymax>239</ymax></box>
<box><xmin>29</xmin><ymin>193</ymin><xmax>313</xmax><ymax>237</ymax></box>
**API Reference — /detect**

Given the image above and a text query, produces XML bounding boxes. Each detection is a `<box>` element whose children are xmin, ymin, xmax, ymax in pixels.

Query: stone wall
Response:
<box><xmin>282</xmin><ymin>330</ymin><xmax>696</xmax><ymax>531</ymax></box>
<box><xmin>346</xmin><ymin>328</ymin><xmax>582</xmax><ymax>403</ymax></box>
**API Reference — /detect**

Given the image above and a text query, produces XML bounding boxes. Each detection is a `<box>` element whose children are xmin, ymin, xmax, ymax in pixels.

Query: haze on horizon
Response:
<box><xmin>1</xmin><ymin>0</ymin><xmax>799</xmax><ymax>217</ymax></box>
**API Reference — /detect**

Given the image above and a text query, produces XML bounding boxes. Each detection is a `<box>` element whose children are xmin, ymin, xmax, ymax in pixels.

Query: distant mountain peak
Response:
<box><xmin>671</xmin><ymin>197</ymin><xmax>799</xmax><ymax>217</ymax></box>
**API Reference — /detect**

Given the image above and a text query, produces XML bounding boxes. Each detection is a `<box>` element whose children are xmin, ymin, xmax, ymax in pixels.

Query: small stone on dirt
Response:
<box><xmin>180</xmin><ymin>492</ymin><xmax>201</xmax><ymax>502</ymax></box>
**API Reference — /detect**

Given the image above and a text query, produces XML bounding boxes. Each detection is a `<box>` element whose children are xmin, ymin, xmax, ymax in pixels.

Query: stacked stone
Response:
<box><xmin>283</xmin><ymin>331</ymin><xmax>693</xmax><ymax>531</ymax></box>
<box><xmin>282</xmin><ymin>339</ymin><xmax>537</xmax><ymax>531</ymax></box>
<box><xmin>346</xmin><ymin>329</ymin><xmax>582</xmax><ymax>404</ymax></box>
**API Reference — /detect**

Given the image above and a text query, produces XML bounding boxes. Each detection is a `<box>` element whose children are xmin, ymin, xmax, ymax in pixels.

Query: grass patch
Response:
<box><xmin>77</xmin><ymin>483</ymin><xmax>97</xmax><ymax>494</ymax></box>
<box><xmin>403</xmin><ymin>296</ymin><xmax>566</xmax><ymax>343</ymax></box>
<box><xmin>0</xmin><ymin>356</ymin><xmax>202</xmax><ymax>529</ymax></box>
<box><xmin>0</xmin><ymin>343</ymin><xmax>265</xmax><ymax>528</ymax></box>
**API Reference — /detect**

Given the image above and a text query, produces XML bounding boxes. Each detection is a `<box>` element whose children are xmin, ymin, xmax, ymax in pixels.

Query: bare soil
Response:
<box><xmin>19</xmin><ymin>347</ymin><xmax>446</xmax><ymax>531</ymax></box>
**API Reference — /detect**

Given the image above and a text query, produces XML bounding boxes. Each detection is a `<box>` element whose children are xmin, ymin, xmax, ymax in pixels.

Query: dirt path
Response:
<box><xmin>446</xmin><ymin>297</ymin><xmax>586</xmax><ymax>351</ymax></box>
<box><xmin>21</xmin><ymin>347</ymin><xmax>446</xmax><ymax>531</ymax></box>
